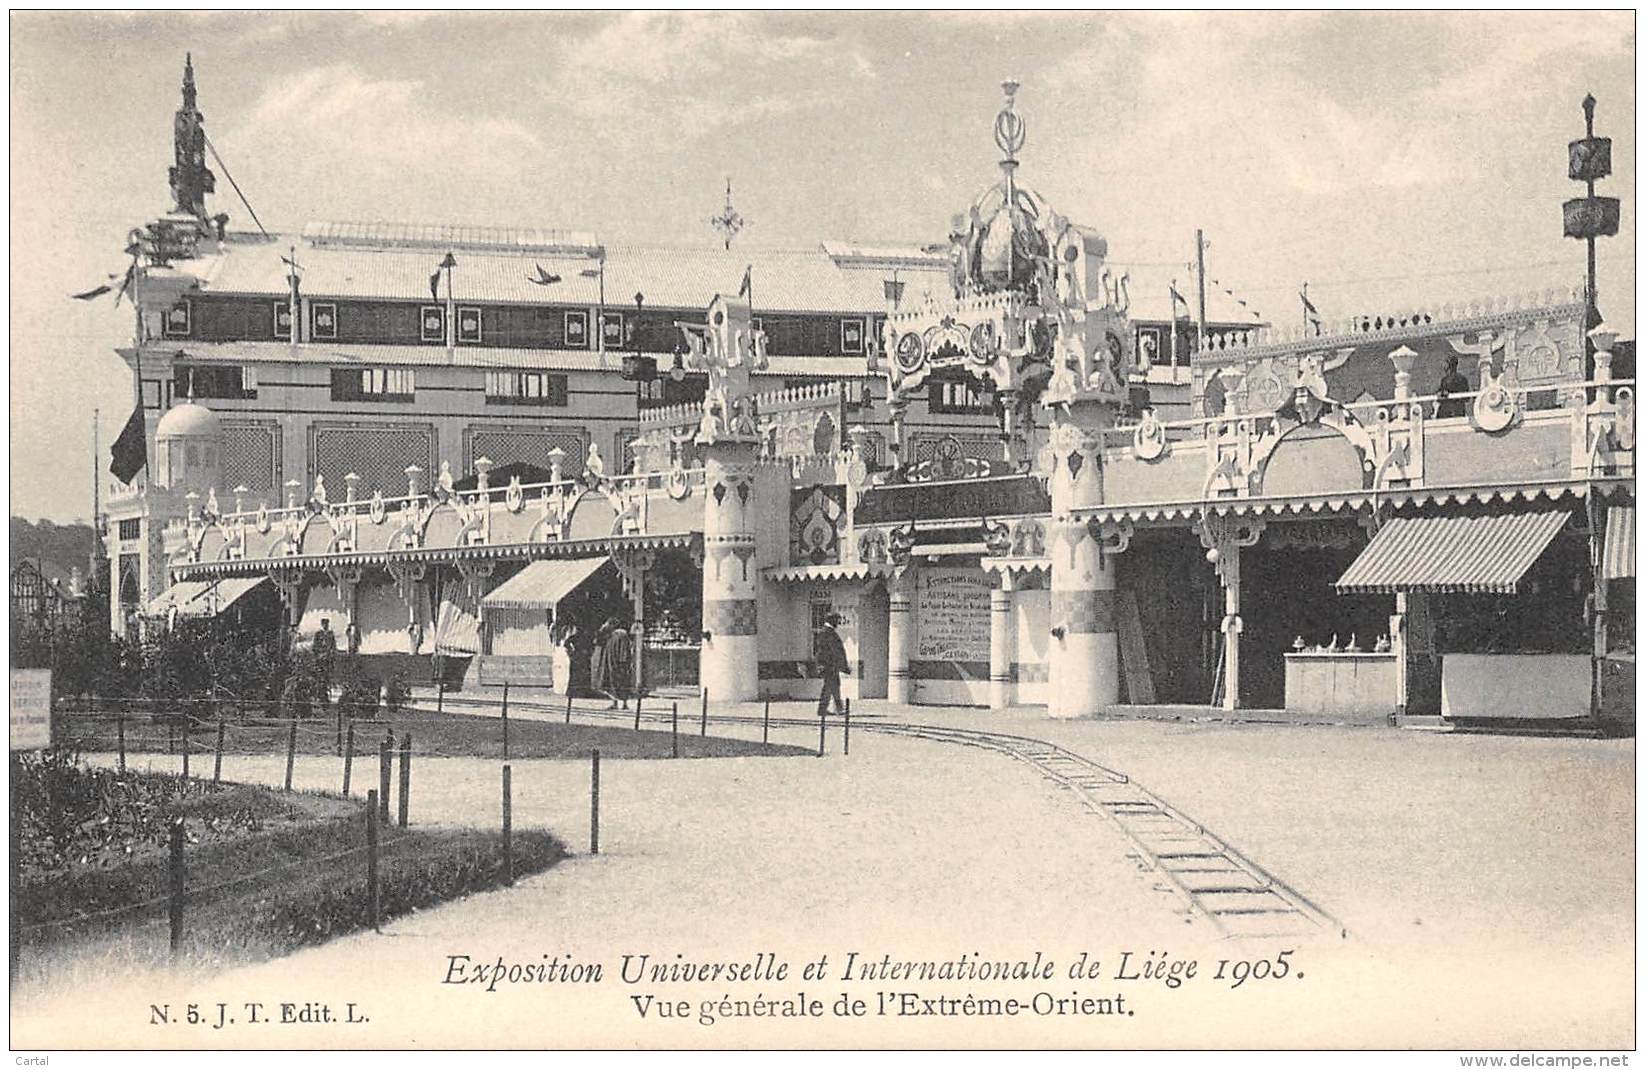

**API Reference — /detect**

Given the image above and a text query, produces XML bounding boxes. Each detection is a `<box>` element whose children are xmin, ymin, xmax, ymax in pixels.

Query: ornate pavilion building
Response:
<box><xmin>105</xmin><ymin>64</ymin><xmax>1635</xmax><ymax>728</ymax></box>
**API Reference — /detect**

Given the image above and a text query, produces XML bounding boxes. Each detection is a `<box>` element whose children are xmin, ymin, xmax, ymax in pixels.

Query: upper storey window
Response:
<box><xmin>332</xmin><ymin>366</ymin><xmax>415</xmax><ymax>403</ymax></box>
<box><xmin>485</xmin><ymin>371</ymin><xmax>568</xmax><ymax>406</ymax></box>
<box><xmin>175</xmin><ymin>364</ymin><xmax>257</xmax><ymax>401</ymax></box>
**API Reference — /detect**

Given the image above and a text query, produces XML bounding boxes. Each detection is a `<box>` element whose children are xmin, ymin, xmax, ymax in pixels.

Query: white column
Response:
<box><xmin>887</xmin><ymin>568</ymin><xmax>915</xmax><ymax>704</ymax></box>
<box><xmin>1049</xmin><ymin>519</ymin><xmax>1121</xmax><ymax>718</ymax></box>
<box><xmin>699</xmin><ymin>446</ymin><xmax>759</xmax><ymax>703</ymax></box>
<box><xmin>989</xmin><ymin>572</ymin><xmax>1017</xmax><ymax>710</ymax></box>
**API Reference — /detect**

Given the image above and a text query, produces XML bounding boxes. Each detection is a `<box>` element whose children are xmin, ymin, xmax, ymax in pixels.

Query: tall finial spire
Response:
<box><xmin>709</xmin><ymin>178</ymin><xmax>746</xmax><ymax>251</ymax></box>
<box><xmin>169</xmin><ymin>53</ymin><xmax>215</xmax><ymax>219</ymax></box>
<box><xmin>995</xmin><ymin>78</ymin><xmax>1026</xmax><ymax>168</ymax></box>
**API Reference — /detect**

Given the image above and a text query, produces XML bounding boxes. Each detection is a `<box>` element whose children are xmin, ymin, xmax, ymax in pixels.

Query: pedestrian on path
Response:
<box><xmin>591</xmin><ymin>617</ymin><xmax>633</xmax><ymax>709</ymax></box>
<box><xmin>814</xmin><ymin>612</ymin><xmax>849</xmax><ymax>718</ymax></box>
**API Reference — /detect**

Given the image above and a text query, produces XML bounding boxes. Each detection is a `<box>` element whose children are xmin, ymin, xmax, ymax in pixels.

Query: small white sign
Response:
<box><xmin>10</xmin><ymin>669</ymin><xmax>52</xmax><ymax>751</ymax></box>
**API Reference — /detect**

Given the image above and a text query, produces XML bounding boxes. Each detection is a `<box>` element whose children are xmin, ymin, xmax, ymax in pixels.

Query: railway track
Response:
<box><xmin>420</xmin><ymin>694</ymin><xmax>1347</xmax><ymax>941</ymax></box>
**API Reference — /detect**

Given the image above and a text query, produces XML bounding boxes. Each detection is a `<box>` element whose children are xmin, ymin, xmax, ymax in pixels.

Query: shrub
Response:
<box><xmin>337</xmin><ymin>671</ymin><xmax>381</xmax><ymax>720</ymax></box>
<box><xmin>384</xmin><ymin>676</ymin><xmax>411</xmax><ymax>714</ymax></box>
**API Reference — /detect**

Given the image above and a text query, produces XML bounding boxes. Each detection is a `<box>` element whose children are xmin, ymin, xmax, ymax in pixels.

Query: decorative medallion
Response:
<box><xmin>256</xmin><ymin>503</ymin><xmax>271</xmax><ymax>534</ymax></box>
<box><xmin>1132</xmin><ymin>408</ymin><xmax>1167</xmax><ymax>461</ymax></box>
<box><xmin>505</xmin><ymin>476</ymin><xmax>524</xmax><ymax>513</ymax></box>
<box><xmin>369</xmin><ymin>490</ymin><xmax>387</xmax><ymax>524</ymax></box>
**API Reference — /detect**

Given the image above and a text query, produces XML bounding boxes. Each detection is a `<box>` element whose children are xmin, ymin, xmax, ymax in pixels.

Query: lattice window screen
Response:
<box><xmin>222</xmin><ymin>423</ymin><xmax>279</xmax><ymax>493</ymax></box>
<box><xmin>466</xmin><ymin>428</ymin><xmax>587</xmax><ymax>478</ymax></box>
<box><xmin>910</xmin><ymin>432</ymin><xmax>1005</xmax><ymax>464</ymax></box>
<box><xmin>311</xmin><ymin>425</ymin><xmax>435</xmax><ymax>497</ymax></box>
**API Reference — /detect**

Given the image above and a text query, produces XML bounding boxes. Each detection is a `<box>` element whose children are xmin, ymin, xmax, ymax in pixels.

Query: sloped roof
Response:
<box><xmin>189</xmin><ymin>226</ymin><xmax>1259</xmax><ymax>327</ymax></box>
<box><xmin>196</xmin><ymin>231</ymin><xmax>953</xmax><ymax>316</ymax></box>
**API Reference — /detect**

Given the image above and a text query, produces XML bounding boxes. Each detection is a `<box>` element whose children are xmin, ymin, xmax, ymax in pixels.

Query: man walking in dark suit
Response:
<box><xmin>814</xmin><ymin>612</ymin><xmax>849</xmax><ymax>717</ymax></box>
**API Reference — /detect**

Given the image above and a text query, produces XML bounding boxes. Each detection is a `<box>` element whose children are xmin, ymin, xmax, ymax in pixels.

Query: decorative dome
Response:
<box><xmin>155</xmin><ymin>401</ymin><xmax>221</xmax><ymax>440</ymax></box>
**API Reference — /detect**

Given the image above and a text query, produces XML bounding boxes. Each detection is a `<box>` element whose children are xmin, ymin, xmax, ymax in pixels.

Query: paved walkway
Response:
<box><xmin>13</xmin><ymin>699</ymin><xmax>1633</xmax><ymax>1049</ymax></box>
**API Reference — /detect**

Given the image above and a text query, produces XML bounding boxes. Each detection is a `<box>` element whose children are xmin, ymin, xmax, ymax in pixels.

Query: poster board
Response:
<box><xmin>10</xmin><ymin>668</ymin><xmax>52</xmax><ymax>751</ymax></box>
<box><xmin>915</xmin><ymin>568</ymin><xmax>991</xmax><ymax>662</ymax></box>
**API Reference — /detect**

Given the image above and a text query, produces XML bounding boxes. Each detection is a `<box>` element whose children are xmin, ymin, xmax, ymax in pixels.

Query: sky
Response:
<box><xmin>9</xmin><ymin>10</ymin><xmax>1636</xmax><ymax>524</ymax></box>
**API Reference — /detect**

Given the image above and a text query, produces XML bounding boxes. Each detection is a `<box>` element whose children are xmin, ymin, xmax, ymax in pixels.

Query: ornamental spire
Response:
<box><xmin>169</xmin><ymin>53</ymin><xmax>215</xmax><ymax>219</ymax></box>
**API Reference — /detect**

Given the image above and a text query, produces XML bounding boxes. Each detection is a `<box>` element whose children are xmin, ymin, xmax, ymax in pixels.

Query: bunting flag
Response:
<box><xmin>1169</xmin><ymin>281</ymin><xmax>1191</xmax><ymax>319</ymax></box>
<box><xmin>109</xmin><ymin>405</ymin><xmax>147</xmax><ymax>484</ymax></box>
<box><xmin>527</xmin><ymin>263</ymin><xmax>562</xmax><ymax>286</ymax></box>
<box><xmin>429</xmin><ymin>270</ymin><xmax>442</xmax><ymax>302</ymax></box>
<box><xmin>883</xmin><ymin>279</ymin><xmax>906</xmax><ymax>304</ymax></box>
<box><xmin>71</xmin><ymin>263</ymin><xmax>135</xmax><ymax>302</ymax></box>
<box><xmin>1301</xmin><ymin>285</ymin><xmax>1322</xmax><ymax>335</ymax></box>
<box><xmin>738</xmin><ymin>265</ymin><xmax>752</xmax><ymax>298</ymax></box>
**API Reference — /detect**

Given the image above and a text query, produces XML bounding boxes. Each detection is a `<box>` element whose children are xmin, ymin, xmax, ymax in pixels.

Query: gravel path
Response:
<box><xmin>13</xmin><ymin>702</ymin><xmax>1632</xmax><ymax>1049</ymax></box>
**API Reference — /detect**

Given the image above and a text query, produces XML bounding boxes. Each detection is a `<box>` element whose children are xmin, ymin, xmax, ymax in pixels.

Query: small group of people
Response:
<box><xmin>561</xmin><ymin>615</ymin><xmax>635</xmax><ymax>709</ymax></box>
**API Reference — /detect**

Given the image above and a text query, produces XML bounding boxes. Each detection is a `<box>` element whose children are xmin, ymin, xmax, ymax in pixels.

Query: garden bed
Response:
<box><xmin>11</xmin><ymin>754</ymin><xmax>566</xmax><ymax>995</ymax></box>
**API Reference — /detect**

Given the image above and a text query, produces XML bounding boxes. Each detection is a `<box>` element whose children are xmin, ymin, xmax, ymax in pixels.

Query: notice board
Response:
<box><xmin>10</xmin><ymin>668</ymin><xmax>52</xmax><ymax>751</ymax></box>
<box><xmin>915</xmin><ymin>568</ymin><xmax>991</xmax><ymax>662</ymax></box>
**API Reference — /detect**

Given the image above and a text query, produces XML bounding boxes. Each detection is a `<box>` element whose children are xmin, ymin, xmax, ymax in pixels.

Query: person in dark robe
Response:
<box><xmin>813</xmin><ymin>612</ymin><xmax>850</xmax><ymax>718</ymax></box>
<box><xmin>1435</xmin><ymin>353</ymin><xmax>1471</xmax><ymax>418</ymax></box>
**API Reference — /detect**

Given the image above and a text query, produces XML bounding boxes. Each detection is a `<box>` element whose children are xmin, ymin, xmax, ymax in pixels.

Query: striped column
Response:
<box><xmin>887</xmin><ymin>569</ymin><xmax>915</xmax><ymax>704</ymax></box>
<box><xmin>1046</xmin><ymin>417</ymin><xmax>1120</xmax><ymax>719</ymax></box>
<box><xmin>1048</xmin><ymin>519</ymin><xmax>1120</xmax><ymax>718</ymax></box>
<box><xmin>700</xmin><ymin>448</ymin><xmax>759</xmax><ymax>703</ymax></box>
<box><xmin>989</xmin><ymin>576</ymin><xmax>1016</xmax><ymax>710</ymax></box>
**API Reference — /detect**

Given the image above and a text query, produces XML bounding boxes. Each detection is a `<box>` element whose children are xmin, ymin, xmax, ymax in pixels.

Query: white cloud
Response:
<box><xmin>226</xmin><ymin>64</ymin><xmax>544</xmax><ymax>219</ymax></box>
<box><xmin>544</xmin><ymin>12</ymin><xmax>877</xmax><ymax>138</ymax></box>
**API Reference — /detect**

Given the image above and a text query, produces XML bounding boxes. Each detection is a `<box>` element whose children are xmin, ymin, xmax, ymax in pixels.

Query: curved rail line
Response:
<box><xmin>422</xmin><ymin>694</ymin><xmax>1346</xmax><ymax>941</ymax></box>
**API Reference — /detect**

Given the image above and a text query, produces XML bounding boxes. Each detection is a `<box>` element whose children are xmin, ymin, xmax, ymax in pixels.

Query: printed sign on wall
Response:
<box><xmin>10</xmin><ymin>669</ymin><xmax>51</xmax><ymax>751</ymax></box>
<box><xmin>915</xmin><ymin>569</ymin><xmax>991</xmax><ymax>662</ymax></box>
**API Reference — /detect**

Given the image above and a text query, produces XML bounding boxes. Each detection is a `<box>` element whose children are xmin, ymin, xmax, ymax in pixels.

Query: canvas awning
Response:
<box><xmin>146</xmin><ymin>580</ymin><xmax>210</xmax><ymax>616</ymax></box>
<box><xmin>146</xmin><ymin>576</ymin><xmax>267</xmax><ymax>617</ymax></box>
<box><xmin>1335</xmin><ymin>510</ymin><xmax>1570</xmax><ymax>595</ymax></box>
<box><xmin>481</xmin><ymin>556</ymin><xmax>609</xmax><ymax>611</ymax></box>
<box><xmin>1604</xmin><ymin>505</ymin><xmax>1635</xmax><ymax>581</ymax></box>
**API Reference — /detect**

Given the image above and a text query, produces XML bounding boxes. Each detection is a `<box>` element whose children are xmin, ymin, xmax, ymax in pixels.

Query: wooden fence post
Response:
<box><xmin>335</xmin><ymin>703</ymin><xmax>343</xmax><ymax>757</ymax></box>
<box><xmin>212</xmin><ymin>720</ymin><xmax>225</xmax><ymax>785</ymax></box>
<box><xmin>564</xmin><ymin>689</ymin><xmax>573</xmax><ymax>725</ymax></box>
<box><xmin>763</xmin><ymin>699</ymin><xmax>770</xmax><ymax>744</ymax></box>
<box><xmin>117</xmin><ymin>714</ymin><xmax>126</xmax><ymax>773</ymax></box>
<box><xmin>501</xmin><ymin>765</ymin><xmax>514</xmax><ymax>887</ymax></box>
<box><xmin>168</xmin><ymin>817</ymin><xmax>185</xmax><ymax>958</ymax></box>
<box><xmin>501</xmin><ymin>682</ymin><xmax>511</xmax><ymax>761</ymax></box>
<box><xmin>342</xmin><ymin>722</ymin><xmax>355</xmax><ymax>797</ymax></box>
<box><xmin>699</xmin><ymin>689</ymin><xmax>708</xmax><ymax>736</ymax></box>
<box><xmin>844</xmin><ymin>699</ymin><xmax>851</xmax><ymax>756</ymax></box>
<box><xmin>590</xmin><ymin>749</ymin><xmax>601</xmax><ymax>856</ymax></box>
<box><xmin>180</xmin><ymin>723</ymin><xmax>190</xmax><ymax>782</ymax></box>
<box><xmin>398</xmin><ymin>733</ymin><xmax>411</xmax><ymax>828</ymax></box>
<box><xmin>437</xmin><ymin>675</ymin><xmax>445</xmax><ymax>715</ymax></box>
<box><xmin>284</xmin><ymin>720</ymin><xmax>298</xmax><ymax>791</ymax></box>
<box><xmin>633</xmin><ymin>692</ymin><xmax>642</xmax><ymax>732</ymax></box>
<box><xmin>365</xmin><ymin>790</ymin><xmax>381</xmax><ymax>932</ymax></box>
<box><xmin>378</xmin><ymin>740</ymin><xmax>391</xmax><ymax>824</ymax></box>
<box><xmin>818</xmin><ymin>713</ymin><xmax>826</xmax><ymax>758</ymax></box>
<box><xmin>671</xmin><ymin>702</ymin><xmax>679</xmax><ymax>759</ymax></box>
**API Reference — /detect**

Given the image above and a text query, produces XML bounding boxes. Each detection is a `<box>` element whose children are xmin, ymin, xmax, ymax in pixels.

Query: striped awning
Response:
<box><xmin>146</xmin><ymin>580</ymin><xmax>210</xmax><ymax>616</ymax></box>
<box><xmin>1605</xmin><ymin>505</ymin><xmax>1635</xmax><ymax>580</ymax></box>
<box><xmin>146</xmin><ymin>576</ymin><xmax>267</xmax><ymax>617</ymax></box>
<box><xmin>1335</xmin><ymin>510</ymin><xmax>1570</xmax><ymax>595</ymax></box>
<box><xmin>481</xmin><ymin>556</ymin><xmax>609</xmax><ymax>611</ymax></box>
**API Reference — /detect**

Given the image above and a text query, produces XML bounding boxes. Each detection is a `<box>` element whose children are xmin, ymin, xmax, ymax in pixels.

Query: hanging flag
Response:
<box><xmin>70</xmin><ymin>282</ymin><xmax>114</xmax><ymax>301</ymax></box>
<box><xmin>109</xmin><ymin>405</ymin><xmax>147</xmax><ymax>484</ymax></box>
<box><xmin>883</xmin><ymin>279</ymin><xmax>906</xmax><ymax>304</ymax></box>
<box><xmin>738</xmin><ymin>265</ymin><xmax>752</xmax><ymax>298</ymax></box>
<box><xmin>527</xmin><ymin>263</ymin><xmax>562</xmax><ymax>286</ymax></box>
<box><xmin>429</xmin><ymin>269</ymin><xmax>442</xmax><ymax>302</ymax></box>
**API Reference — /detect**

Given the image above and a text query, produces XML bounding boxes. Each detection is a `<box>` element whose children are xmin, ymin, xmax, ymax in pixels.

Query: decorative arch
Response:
<box><xmin>1251</xmin><ymin>415</ymin><xmax>1376</xmax><ymax>498</ymax></box>
<box><xmin>564</xmin><ymin>488</ymin><xmax>621</xmax><ymax>543</ymax></box>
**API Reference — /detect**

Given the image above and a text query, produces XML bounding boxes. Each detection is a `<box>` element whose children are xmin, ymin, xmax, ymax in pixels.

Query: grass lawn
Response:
<box><xmin>11</xmin><ymin>762</ymin><xmax>567</xmax><ymax>997</ymax></box>
<box><xmin>57</xmin><ymin>707</ymin><xmax>811</xmax><ymax>761</ymax></box>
